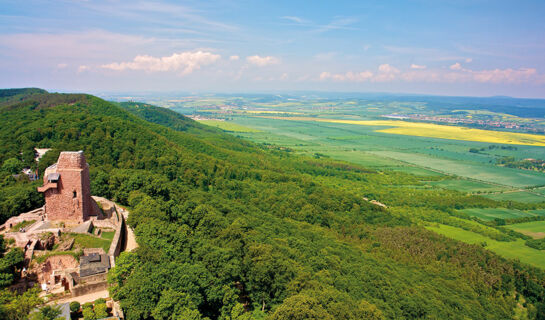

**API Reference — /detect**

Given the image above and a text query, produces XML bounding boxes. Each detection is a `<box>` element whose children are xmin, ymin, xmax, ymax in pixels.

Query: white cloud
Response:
<box><xmin>246</xmin><ymin>55</ymin><xmax>280</xmax><ymax>67</ymax></box>
<box><xmin>78</xmin><ymin>65</ymin><xmax>90</xmax><ymax>73</ymax></box>
<box><xmin>101</xmin><ymin>51</ymin><xmax>221</xmax><ymax>75</ymax></box>
<box><xmin>229</xmin><ymin>55</ymin><xmax>240</xmax><ymax>61</ymax></box>
<box><xmin>450</xmin><ymin>62</ymin><xmax>462</xmax><ymax>70</ymax></box>
<box><xmin>375</xmin><ymin>64</ymin><xmax>400</xmax><ymax>82</ymax></box>
<box><xmin>465</xmin><ymin>58</ymin><xmax>473</xmax><ymax>63</ymax></box>
<box><xmin>410</xmin><ymin>64</ymin><xmax>426</xmax><ymax>69</ymax></box>
<box><xmin>57</xmin><ymin>63</ymin><xmax>68</xmax><ymax>69</ymax></box>
<box><xmin>319</xmin><ymin>63</ymin><xmax>540</xmax><ymax>85</ymax></box>
<box><xmin>319</xmin><ymin>71</ymin><xmax>373</xmax><ymax>82</ymax></box>
<box><xmin>472</xmin><ymin>68</ymin><xmax>536</xmax><ymax>83</ymax></box>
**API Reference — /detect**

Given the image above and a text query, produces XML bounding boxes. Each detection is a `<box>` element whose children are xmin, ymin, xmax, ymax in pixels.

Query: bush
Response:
<box><xmin>94</xmin><ymin>302</ymin><xmax>108</xmax><ymax>319</ymax></box>
<box><xmin>526</xmin><ymin>238</ymin><xmax>545</xmax><ymax>250</ymax></box>
<box><xmin>82</xmin><ymin>302</ymin><xmax>96</xmax><ymax>320</ymax></box>
<box><xmin>70</xmin><ymin>301</ymin><xmax>80</xmax><ymax>313</ymax></box>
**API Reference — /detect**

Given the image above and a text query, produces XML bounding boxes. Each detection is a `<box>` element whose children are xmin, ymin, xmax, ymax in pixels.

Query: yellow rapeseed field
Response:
<box><xmin>260</xmin><ymin>117</ymin><xmax>545</xmax><ymax>146</ymax></box>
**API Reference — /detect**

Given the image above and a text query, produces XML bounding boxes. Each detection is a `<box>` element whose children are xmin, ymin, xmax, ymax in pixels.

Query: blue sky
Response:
<box><xmin>1</xmin><ymin>0</ymin><xmax>544</xmax><ymax>97</ymax></box>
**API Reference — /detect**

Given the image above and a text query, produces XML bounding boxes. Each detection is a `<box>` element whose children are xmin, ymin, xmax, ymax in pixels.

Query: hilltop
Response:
<box><xmin>1</xmin><ymin>89</ymin><xmax>545</xmax><ymax>319</ymax></box>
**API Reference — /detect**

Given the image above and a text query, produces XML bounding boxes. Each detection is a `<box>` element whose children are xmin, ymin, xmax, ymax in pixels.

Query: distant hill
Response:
<box><xmin>1</xmin><ymin>88</ymin><xmax>544</xmax><ymax>319</ymax></box>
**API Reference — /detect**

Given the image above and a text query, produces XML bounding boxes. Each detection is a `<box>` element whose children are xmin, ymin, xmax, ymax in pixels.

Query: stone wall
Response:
<box><xmin>79</xmin><ymin>272</ymin><xmax>107</xmax><ymax>284</ymax></box>
<box><xmin>107</xmin><ymin>215</ymin><xmax>125</xmax><ymax>268</ymax></box>
<box><xmin>71</xmin><ymin>281</ymin><xmax>109</xmax><ymax>297</ymax></box>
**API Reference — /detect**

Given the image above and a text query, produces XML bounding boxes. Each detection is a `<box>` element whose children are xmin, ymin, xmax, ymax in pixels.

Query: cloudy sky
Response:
<box><xmin>1</xmin><ymin>0</ymin><xmax>545</xmax><ymax>97</ymax></box>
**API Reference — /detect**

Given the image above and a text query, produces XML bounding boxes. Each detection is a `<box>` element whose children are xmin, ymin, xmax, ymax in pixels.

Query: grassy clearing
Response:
<box><xmin>426</xmin><ymin>224</ymin><xmax>545</xmax><ymax>269</ymax></box>
<box><xmin>459</xmin><ymin>208</ymin><xmax>537</xmax><ymax>221</ymax></box>
<box><xmin>427</xmin><ymin>179</ymin><xmax>509</xmax><ymax>193</ymax></box>
<box><xmin>66</xmin><ymin>232</ymin><xmax>112</xmax><ymax>252</ymax></box>
<box><xmin>101</xmin><ymin>231</ymin><xmax>116</xmax><ymax>241</ymax></box>
<box><xmin>369</xmin><ymin>150</ymin><xmax>545</xmax><ymax>188</ymax></box>
<box><xmin>197</xmin><ymin>120</ymin><xmax>261</xmax><ymax>132</ymax></box>
<box><xmin>33</xmin><ymin>250</ymin><xmax>82</xmax><ymax>264</ymax></box>
<box><xmin>505</xmin><ymin>221</ymin><xmax>545</xmax><ymax>239</ymax></box>
<box><xmin>483</xmin><ymin>191</ymin><xmax>545</xmax><ymax>203</ymax></box>
<box><xmin>384</xmin><ymin>166</ymin><xmax>444</xmax><ymax>177</ymax></box>
<box><xmin>10</xmin><ymin>220</ymin><xmax>35</xmax><ymax>231</ymax></box>
<box><xmin>262</xmin><ymin>117</ymin><xmax>545</xmax><ymax>146</ymax></box>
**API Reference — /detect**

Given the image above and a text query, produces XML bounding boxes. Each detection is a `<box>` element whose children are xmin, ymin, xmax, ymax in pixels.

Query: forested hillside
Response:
<box><xmin>1</xmin><ymin>89</ymin><xmax>545</xmax><ymax>319</ymax></box>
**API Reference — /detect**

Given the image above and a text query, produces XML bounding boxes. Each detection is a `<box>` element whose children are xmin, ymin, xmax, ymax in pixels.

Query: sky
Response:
<box><xmin>1</xmin><ymin>0</ymin><xmax>545</xmax><ymax>98</ymax></box>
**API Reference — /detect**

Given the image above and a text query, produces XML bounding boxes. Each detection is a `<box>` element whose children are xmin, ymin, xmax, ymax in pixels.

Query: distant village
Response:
<box><xmin>1</xmin><ymin>151</ymin><xmax>136</xmax><ymax>319</ymax></box>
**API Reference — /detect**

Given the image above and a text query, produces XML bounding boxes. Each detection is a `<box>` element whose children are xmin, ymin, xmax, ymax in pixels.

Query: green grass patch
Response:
<box><xmin>482</xmin><ymin>191</ymin><xmax>545</xmax><ymax>203</ymax></box>
<box><xmin>66</xmin><ymin>233</ymin><xmax>113</xmax><ymax>252</ymax></box>
<box><xmin>385</xmin><ymin>166</ymin><xmax>444</xmax><ymax>177</ymax></box>
<box><xmin>459</xmin><ymin>208</ymin><xmax>537</xmax><ymax>221</ymax></box>
<box><xmin>427</xmin><ymin>179</ymin><xmax>509</xmax><ymax>193</ymax></box>
<box><xmin>504</xmin><ymin>221</ymin><xmax>545</xmax><ymax>239</ymax></box>
<box><xmin>369</xmin><ymin>150</ymin><xmax>545</xmax><ymax>188</ymax></box>
<box><xmin>426</xmin><ymin>224</ymin><xmax>545</xmax><ymax>269</ymax></box>
<box><xmin>10</xmin><ymin>220</ymin><xmax>35</xmax><ymax>232</ymax></box>
<box><xmin>101</xmin><ymin>231</ymin><xmax>116</xmax><ymax>241</ymax></box>
<box><xmin>197</xmin><ymin>120</ymin><xmax>261</xmax><ymax>132</ymax></box>
<box><xmin>33</xmin><ymin>250</ymin><xmax>82</xmax><ymax>264</ymax></box>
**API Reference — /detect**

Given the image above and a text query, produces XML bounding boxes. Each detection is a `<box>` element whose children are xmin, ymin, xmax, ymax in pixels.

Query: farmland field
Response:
<box><xmin>482</xmin><ymin>191</ymin><xmax>545</xmax><ymax>203</ymax></box>
<box><xmin>261</xmin><ymin>117</ymin><xmax>545</xmax><ymax>146</ymax></box>
<box><xmin>426</xmin><ymin>224</ymin><xmax>545</xmax><ymax>268</ymax></box>
<box><xmin>459</xmin><ymin>208</ymin><xmax>543</xmax><ymax>221</ymax></box>
<box><xmin>197</xmin><ymin>120</ymin><xmax>261</xmax><ymax>132</ymax></box>
<box><xmin>207</xmin><ymin>115</ymin><xmax>545</xmax><ymax>188</ymax></box>
<box><xmin>505</xmin><ymin>221</ymin><xmax>545</xmax><ymax>239</ymax></box>
<box><xmin>369</xmin><ymin>150</ymin><xmax>545</xmax><ymax>188</ymax></box>
<box><xmin>427</xmin><ymin>179</ymin><xmax>510</xmax><ymax>193</ymax></box>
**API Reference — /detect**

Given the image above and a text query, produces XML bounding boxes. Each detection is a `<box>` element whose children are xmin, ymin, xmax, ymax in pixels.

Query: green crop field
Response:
<box><xmin>427</xmin><ymin>179</ymin><xmax>510</xmax><ymax>193</ymax></box>
<box><xmin>369</xmin><ymin>150</ymin><xmax>545</xmax><ymax>188</ymax></box>
<box><xmin>483</xmin><ymin>191</ymin><xmax>545</xmax><ymax>203</ymax></box>
<box><xmin>383</xmin><ymin>166</ymin><xmax>445</xmax><ymax>176</ymax></box>
<box><xmin>426</xmin><ymin>224</ymin><xmax>545</xmax><ymax>269</ymax></box>
<box><xmin>533</xmin><ymin>187</ymin><xmax>545</xmax><ymax>196</ymax></box>
<box><xmin>228</xmin><ymin>115</ymin><xmax>545</xmax><ymax>188</ymax></box>
<box><xmin>459</xmin><ymin>208</ymin><xmax>539</xmax><ymax>220</ymax></box>
<box><xmin>197</xmin><ymin>120</ymin><xmax>261</xmax><ymax>132</ymax></box>
<box><xmin>505</xmin><ymin>221</ymin><xmax>545</xmax><ymax>239</ymax></box>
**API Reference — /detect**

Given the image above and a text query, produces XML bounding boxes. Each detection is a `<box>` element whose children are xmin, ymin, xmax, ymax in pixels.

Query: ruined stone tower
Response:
<box><xmin>38</xmin><ymin>151</ymin><xmax>96</xmax><ymax>222</ymax></box>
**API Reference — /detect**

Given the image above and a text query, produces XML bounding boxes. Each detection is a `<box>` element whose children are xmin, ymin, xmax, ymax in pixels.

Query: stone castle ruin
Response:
<box><xmin>38</xmin><ymin>151</ymin><xmax>100</xmax><ymax>222</ymax></box>
<box><xmin>0</xmin><ymin>151</ymin><xmax>136</xmax><ymax>313</ymax></box>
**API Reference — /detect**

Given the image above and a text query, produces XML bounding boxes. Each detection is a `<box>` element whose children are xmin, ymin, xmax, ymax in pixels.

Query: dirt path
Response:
<box><xmin>124</xmin><ymin>225</ymin><xmax>138</xmax><ymax>252</ymax></box>
<box><xmin>50</xmin><ymin>289</ymin><xmax>109</xmax><ymax>305</ymax></box>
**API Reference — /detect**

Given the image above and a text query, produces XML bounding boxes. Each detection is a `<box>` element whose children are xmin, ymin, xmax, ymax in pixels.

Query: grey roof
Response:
<box><xmin>80</xmin><ymin>253</ymin><xmax>110</xmax><ymax>277</ymax></box>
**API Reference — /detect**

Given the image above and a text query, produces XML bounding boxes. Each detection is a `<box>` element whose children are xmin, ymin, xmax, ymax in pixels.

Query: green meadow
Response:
<box><xmin>427</xmin><ymin>224</ymin><xmax>545</xmax><ymax>269</ymax></box>
<box><xmin>505</xmin><ymin>221</ymin><xmax>545</xmax><ymax>239</ymax></box>
<box><xmin>459</xmin><ymin>208</ymin><xmax>543</xmax><ymax>221</ymax></box>
<box><xmin>483</xmin><ymin>191</ymin><xmax>545</xmax><ymax>203</ymax></box>
<box><xmin>427</xmin><ymin>179</ymin><xmax>510</xmax><ymax>193</ymax></box>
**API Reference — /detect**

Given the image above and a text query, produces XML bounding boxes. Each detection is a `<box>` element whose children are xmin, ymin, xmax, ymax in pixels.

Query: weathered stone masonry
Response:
<box><xmin>38</xmin><ymin>151</ymin><xmax>99</xmax><ymax>222</ymax></box>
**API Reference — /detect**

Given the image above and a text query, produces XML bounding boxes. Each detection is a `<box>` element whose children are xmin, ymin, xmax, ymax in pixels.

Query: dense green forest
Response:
<box><xmin>1</xmin><ymin>89</ymin><xmax>545</xmax><ymax>319</ymax></box>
